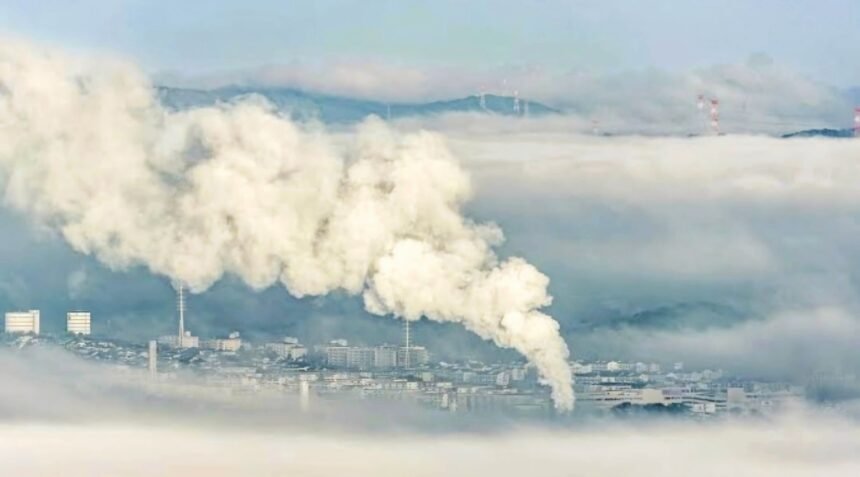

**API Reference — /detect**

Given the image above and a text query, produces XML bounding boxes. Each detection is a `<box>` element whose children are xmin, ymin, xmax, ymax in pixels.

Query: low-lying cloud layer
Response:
<box><xmin>166</xmin><ymin>54</ymin><xmax>854</xmax><ymax>134</ymax></box>
<box><xmin>4</xmin><ymin>417</ymin><xmax>860</xmax><ymax>477</ymax></box>
<box><xmin>0</xmin><ymin>349</ymin><xmax>859</xmax><ymax>477</ymax></box>
<box><xmin>446</xmin><ymin>132</ymin><xmax>860</xmax><ymax>375</ymax></box>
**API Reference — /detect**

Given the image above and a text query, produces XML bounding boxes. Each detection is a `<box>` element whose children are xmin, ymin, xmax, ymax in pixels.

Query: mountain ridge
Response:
<box><xmin>157</xmin><ymin>85</ymin><xmax>560</xmax><ymax>123</ymax></box>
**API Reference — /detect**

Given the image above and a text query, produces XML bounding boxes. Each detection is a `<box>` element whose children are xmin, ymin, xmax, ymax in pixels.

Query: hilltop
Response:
<box><xmin>157</xmin><ymin>86</ymin><xmax>559</xmax><ymax>123</ymax></box>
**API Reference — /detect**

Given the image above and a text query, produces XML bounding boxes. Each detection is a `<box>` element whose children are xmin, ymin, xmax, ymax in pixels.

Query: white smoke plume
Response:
<box><xmin>0</xmin><ymin>39</ymin><xmax>573</xmax><ymax>409</ymax></box>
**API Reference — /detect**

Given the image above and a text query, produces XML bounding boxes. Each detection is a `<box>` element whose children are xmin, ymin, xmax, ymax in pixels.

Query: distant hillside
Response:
<box><xmin>157</xmin><ymin>86</ymin><xmax>559</xmax><ymax>123</ymax></box>
<box><xmin>781</xmin><ymin>128</ymin><xmax>854</xmax><ymax>139</ymax></box>
<box><xmin>577</xmin><ymin>302</ymin><xmax>750</xmax><ymax>333</ymax></box>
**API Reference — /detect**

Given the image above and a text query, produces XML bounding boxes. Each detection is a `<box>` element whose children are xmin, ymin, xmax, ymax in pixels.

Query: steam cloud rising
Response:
<box><xmin>0</xmin><ymin>40</ymin><xmax>573</xmax><ymax>408</ymax></box>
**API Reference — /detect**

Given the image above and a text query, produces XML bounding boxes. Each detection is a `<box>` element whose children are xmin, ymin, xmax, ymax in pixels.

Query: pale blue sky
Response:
<box><xmin>1</xmin><ymin>0</ymin><xmax>859</xmax><ymax>84</ymax></box>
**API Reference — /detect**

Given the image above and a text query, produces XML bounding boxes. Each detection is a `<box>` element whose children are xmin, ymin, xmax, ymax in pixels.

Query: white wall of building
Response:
<box><xmin>4</xmin><ymin>310</ymin><xmax>40</xmax><ymax>335</ymax></box>
<box><xmin>66</xmin><ymin>312</ymin><xmax>91</xmax><ymax>335</ymax></box>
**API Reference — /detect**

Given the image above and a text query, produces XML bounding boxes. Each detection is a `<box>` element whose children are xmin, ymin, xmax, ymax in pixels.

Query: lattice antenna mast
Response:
<box><xmin>177</xmin><ymin>284</ymin><xmax>186</xmax><ymax>339</ymax></box>
<box><xmin>403</xmin><ymin>320</ymin><xmax>411</xmax><ymax>368</ymax></box>
<box><xmin>709</xmin><ymin>98</ymin><xmax>720</xmax><ymax>135</ymax></box>
<box><xmin>854</xmin><ymin>107</ymin><xmax>860</xmax><ymax>137</ymax></box>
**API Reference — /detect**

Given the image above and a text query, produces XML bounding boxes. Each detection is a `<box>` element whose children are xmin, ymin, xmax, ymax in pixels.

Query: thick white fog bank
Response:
<box><xmin>2</xmin><ymin>415</ymin><xmax>860</xmax><ymax>477</ymax></box>
<box><xmin>460</xmin><ymin>134</ymin><xmax>860</xmax><ymax>272</ymax></box>
<box><xmin>448</xmin><ymin>133</ymin><xmax>860</xmax><ymax>293</ymax></box>
<box><xmin>451</xmin><ymin>134</ymin><xmax>860</xmax><ymax>201</ymax></box>
<box><xmin>3</xmin><ymin>349</ymin><xmax>859</xmax><ymax>477</ymax></box>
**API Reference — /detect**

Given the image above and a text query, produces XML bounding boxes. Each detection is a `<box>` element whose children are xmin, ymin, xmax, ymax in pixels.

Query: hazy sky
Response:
<box><xmin>1</xmin><ymin>0</ymin><xmax>859</xmax><ymax>85</ymax></box>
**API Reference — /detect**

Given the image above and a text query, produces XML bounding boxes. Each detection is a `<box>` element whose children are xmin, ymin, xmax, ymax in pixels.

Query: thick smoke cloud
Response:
<box><xmin>0</xmin><ymin>40</ymin><xmax>573</xmax><ymax>408</ymax></box>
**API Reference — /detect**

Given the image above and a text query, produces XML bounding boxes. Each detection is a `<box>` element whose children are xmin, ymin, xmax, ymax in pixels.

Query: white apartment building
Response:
<box><xmin>5</xmin><ymin>310</ymin><xmax>40</xmax><ymax>334</ymax></box>
<box><xmin>66</xmin><ymin>311</ymin><xmax>91</xmax><ymax>335</ymax></box>
<box><xmin>323</xmin><ymin>344</ymin><xmax>421</xmax><ymax>369</ymax></box>
<box><xmin>325</xmin><ymin>346</ymin><xmax>349</xmax><ymax>367</ymax></box>
<box><xmin>397</xmin><ymin>346</ymin><xmax>429</xmax><ymax>368</ymax></box>
<box><xmin>373</xmin><ymin>346</ymin><xmax>398</xmax><ymax>368</ymax></box>
<box><xmin>346</xmin><ymin>347</ymin><xmax>376</xmax><ymax>370</ymax></box>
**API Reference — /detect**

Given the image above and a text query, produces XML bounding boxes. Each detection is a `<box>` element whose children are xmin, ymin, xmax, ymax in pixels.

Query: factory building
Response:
<box><xmin>4</xmin><ymin>310</ymin><xmax>40</xmax><ymax>335</ymax></box>
<box><xmin>66</xmin><ymin>311</ymin><xmax>92</xmax><ymax>335</ymax></box>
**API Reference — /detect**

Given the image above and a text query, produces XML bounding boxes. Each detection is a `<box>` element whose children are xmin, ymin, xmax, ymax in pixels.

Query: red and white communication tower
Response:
<box><xmin>854</xmin><ymin>107</ymin><xmax>860</xmax><ymax>137</ymax></box>
<box><xmin>709</xmin><ymin>98</ymin><xmax>720</xmax><ymax>135</ymax></box>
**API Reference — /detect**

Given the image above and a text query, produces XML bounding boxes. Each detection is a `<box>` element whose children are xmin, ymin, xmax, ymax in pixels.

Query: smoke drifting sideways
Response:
<box><xmin>0</xmin><ymin>40</ymin><xmax>573</xmax><ymax>409</ymax></box>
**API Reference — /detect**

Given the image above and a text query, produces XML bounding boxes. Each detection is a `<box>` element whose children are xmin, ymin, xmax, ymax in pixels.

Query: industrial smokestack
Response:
<box><xmin>299</xmin><ymin>380</ymin><xmax>311</xmax><ymax>412</ymax></box>
<box><xmin>0</xmin><ymin>40</ymin><xmax>574</xmax><ymax>410</ymax></box>
<box><xmin>148</xmin><ymin>340</ymin><xmax>158</xmax><ymax>376</ymax></box>
<box><xmin>403</xmin><ymin>319</ymin><xmax>411</xmax><ymax>369</ymax></box>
